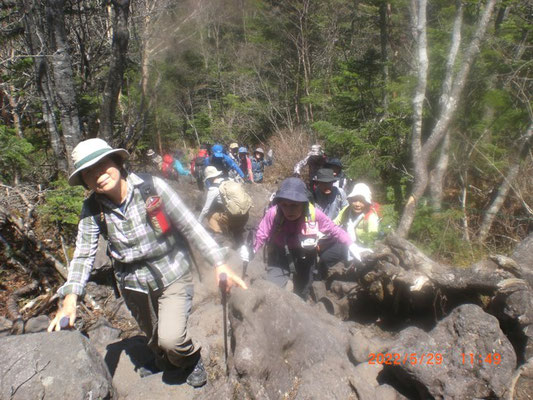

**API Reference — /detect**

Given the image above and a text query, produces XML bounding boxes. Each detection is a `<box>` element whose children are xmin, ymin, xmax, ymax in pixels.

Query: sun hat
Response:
<box><xmin>238</xmin><ymin>147</ymin><xmax>248</xmax><ymax>154</ymax></box>
<box><xmin>313</xmin><ymin>168</ymin><xmax>338</xmax><ymax>183</ymax></box>
<box><xmin>274</xmin><ymin>177</ymin><xmax>309</xmax><ymax>203</ymax></box>
<box><xmin>347</xmin><ymin>183</ymin><xmax>372</xmax><ymax>204</ymax></box>
<box><xmin>203</xmin><ymin>166</ymin><xmax>223</xmax><ymax>182</ymax></box>
<box><xmin>212</xmin><ymin>144</ymin><xmax>224</xmax><ymax>157</ymax></box>
<box><xmin>309</xmin><ymin>144</ymin><xmax>323</xmax><ymax>157</ymax></box>
<box><xmin>254</xmin><ymin>147</ymin><xmax>264</xmax><ymax>154</ymax></box>
<box><xmin>229</xmin><ymin>142</ymin><xmax>239</xmax><ymax>150</ymax></box>
<box><xmin>146</xmin><ymin>149</ymin><xmax>156</xmax><ymax>157</ymax></box>
<box><xmin>68</xmin><ymin>138</ymin><xmax>129</xmax><ymax>186</ymax></box>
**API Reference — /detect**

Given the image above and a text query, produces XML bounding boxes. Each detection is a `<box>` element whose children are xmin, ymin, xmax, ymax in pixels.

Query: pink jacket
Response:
<box><xmin>254</xmin><ymin>205</ymin><xmax>352</xmax><ymax>253</ymax></box>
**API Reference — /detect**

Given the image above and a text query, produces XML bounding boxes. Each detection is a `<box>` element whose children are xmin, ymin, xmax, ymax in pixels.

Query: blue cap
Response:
<box><xmin>238</xmin><ymin>147</ymin><xmax>248</xmax><ymax>154</ymax></box>
<box><xmin>212</xmin><ymin>144</ymin><xmax>224</xmax><ymax>157</ymax></box>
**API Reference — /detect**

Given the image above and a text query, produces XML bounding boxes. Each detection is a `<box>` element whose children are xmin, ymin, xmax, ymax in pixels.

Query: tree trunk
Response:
<box><xmin>19</xmin><ymin>0</ymin><xmax>67</xmax><ymax>172</ymax></box>
<box><xmin>98</xmin><ymin>0</ymin><xmax>130</xmax><ymax>145</ymax></box>
<box><xmin>379</xmin><ymin>1</ymin><xmax>390</xmax><ymax>116</ymax></box>
<box><xmin>477</xmin><ymin>122</ymin><xmax>533</xmax><ymax>242</ymax></box>
<box><xmin>46</xmin><ymin>0</ymin><xmax>83</xmax><ymax>172</ymax></box>
<box><xmin>428</xmin><ymin>1</ymin><xmax>463</xmax><ymax>210</ymax></box>
<box><xmin>396</xmin><ymin>0</ymin><xmax>497</xmax><ymax>238</ymax></box>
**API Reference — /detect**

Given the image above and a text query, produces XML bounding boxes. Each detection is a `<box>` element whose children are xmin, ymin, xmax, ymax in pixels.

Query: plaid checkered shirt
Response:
<box><xmin>58</xmin><ymin>173</ymin><xmax>226</xmax><ymax>296</ymax></box>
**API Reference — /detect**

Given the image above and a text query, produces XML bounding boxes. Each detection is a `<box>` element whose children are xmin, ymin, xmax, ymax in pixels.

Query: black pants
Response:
<box><xmin>266</xmin><ymin>246</ymin><xmax>317</xmax><ymax>300</ymax></box>
<box><xmin>317</xmin><ymin>241</ymin><xmax>348</xmax><ymax>278</ymax></box>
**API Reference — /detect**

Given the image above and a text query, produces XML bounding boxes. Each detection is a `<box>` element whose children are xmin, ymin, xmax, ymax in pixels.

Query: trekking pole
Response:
<box><xmin>219</xmin><ymin>272</ymin><xmax>229</xmax><ymax>376</ymax></box>
<box><xmin>241</xmin><ymin>261</ymin><xmax>248</xmax><ymax>280</ymax></box>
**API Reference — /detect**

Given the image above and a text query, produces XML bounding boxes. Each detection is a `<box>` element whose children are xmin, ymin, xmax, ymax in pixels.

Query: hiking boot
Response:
<box><xmin>185</xmin><ymin>357</ymin><xmax>207</xmax><ymax>388</ymax></box>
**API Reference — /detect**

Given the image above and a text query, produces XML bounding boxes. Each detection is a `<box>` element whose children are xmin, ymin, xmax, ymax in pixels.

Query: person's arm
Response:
<box><xmin>198</xmin><ymin>187</ymin><xmax>218</xmax><ymax>223</ymax></box>
<box><xmin>173</xmin><ymin>160</ymin><xmax>190</xmax><ymax>176</ymax></box>
<box><xmin>48</xmin><ymin>203</ymin><xmax>100</xmax><ymax>331</ymax></box>
<box><xmin>246</xmin><ymin>157</ymin><xmax>254</xmax><ymax>182</ymax></box>
<box><xmin>224</xmin><ymin>154</ymin><xmax>245</xmax><ymax>178</ymax></box>
<box><xmin>253</xmin><ymin>206</ymin><xmax>276</xmax><ymax>253</ymax></box>
<box><xmin>366</xmin><ymin>212</ymin><xmax>380</xmax><ymax>233</ymax></box>
<box><xmin>155</xmin><ymin>177</ymin><xmax>246</xmax><ymax>289</ymax></box>
<box><xmin>339</xmin><ymin>188</ymin><xmax>348</xmax><ymax>209</ymax></box>
<box><xmin>316</xmin><ymin>208</ymin><xmax>352</xmax><ymax>246</ymax></box>
<box><xmin>293</xmin><ymin>154</ymin><xmax>310</xmax><ymax>175</ymax></box>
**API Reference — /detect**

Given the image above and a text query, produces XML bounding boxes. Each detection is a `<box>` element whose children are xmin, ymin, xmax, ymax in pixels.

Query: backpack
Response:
<box><xmin>193</xmin><ymin>155</ymin><xmax>207</xmax><ymax>180</ymax></box>
<box><xmin>209</xmin><ymin>155</ymin><xmax>228</xmax><ymax>174</ymax></box>
<box><xmin>218</xmin><ymin>180</ymin><xmax>252</xmax><ymax>216</ymax></box>
<box><xmin>161</xmin><ymin>159</ymin><xmax>179</xmax><ymax>180</ymax></box>
<box><xmin>365</xmin><ymin>202</ymin><xmax>381</xmax><ymax>220</ymax></box>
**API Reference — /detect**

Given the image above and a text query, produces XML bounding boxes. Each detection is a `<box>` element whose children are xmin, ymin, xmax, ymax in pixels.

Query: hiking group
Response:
<box><xmin>48</xmin><ymin>139</ymin><xmax>380</xmax><ymax>388</ymax></box>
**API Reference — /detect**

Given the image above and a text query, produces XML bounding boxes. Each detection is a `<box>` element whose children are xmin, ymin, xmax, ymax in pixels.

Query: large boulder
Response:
<box><xmin>387</xmin><ymin>304</ymin><xmax>516</xmax><ymax>399</ymax></box>
<box><xmin>0</xmin><ymin>331</ymin><xmax>115</xmax><ymax>400</ymax></box>
<box><xmin>220</xmin><ymin>279</ymin><xmax>403</xmax><ymax>399</ymax></box>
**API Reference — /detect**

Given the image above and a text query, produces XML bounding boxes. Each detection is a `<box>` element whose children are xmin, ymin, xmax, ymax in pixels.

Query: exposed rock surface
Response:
<box><xmin>199</xmin><ymin>279</ymin><xmax>404</xmax><ymax>399</ymax></box>
<box><xmin>387</xmin><ymin>304</ymin><xmax>516</xmax><ymax>399</ymax></box>
<box><xmin>0</xmin><ymin>331</ymin><xmax>115</xmax><ymax>400</ymax></box>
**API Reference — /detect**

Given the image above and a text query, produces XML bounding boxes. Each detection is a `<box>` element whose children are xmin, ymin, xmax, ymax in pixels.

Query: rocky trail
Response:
<box><xmin>1</xmin><ymin>178</ymin><xmax>532</xmax><ymax>399</ymax></box>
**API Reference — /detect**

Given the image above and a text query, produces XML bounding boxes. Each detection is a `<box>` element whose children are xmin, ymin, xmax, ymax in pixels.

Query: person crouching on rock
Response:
<box><xmin>48</xmin><ymin>138</ymin><xmax>246</xmax><ymax>388</ymax></box>
<box><xmin>253</xmin><ymin>177</ymin><xmax>369</xmax><ymax>300</ymax></box>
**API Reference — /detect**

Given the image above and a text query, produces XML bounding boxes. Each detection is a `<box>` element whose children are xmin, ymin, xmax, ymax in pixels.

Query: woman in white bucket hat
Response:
<box><xmin>334</xmin><ymin>183</ymin><xmax>380</xmax><ymax>246</ymax></box>
<box><xmin>49</xmin><ymin>138</ymin><xmax>246</xmax><ymax>387</ymax></box>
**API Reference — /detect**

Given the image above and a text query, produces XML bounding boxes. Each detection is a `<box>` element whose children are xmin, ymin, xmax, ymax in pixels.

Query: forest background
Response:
<box><xmin>0</xmin><ymin>0</ymin><xmax>531</xmax><ymax>265</ymax></box>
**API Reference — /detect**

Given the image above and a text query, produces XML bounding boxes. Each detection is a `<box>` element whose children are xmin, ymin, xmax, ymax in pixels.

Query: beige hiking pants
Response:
<box><xmin>121</xmin><ymin>269</ymin><xmax>199</xmax><ymax>368</ymax></box>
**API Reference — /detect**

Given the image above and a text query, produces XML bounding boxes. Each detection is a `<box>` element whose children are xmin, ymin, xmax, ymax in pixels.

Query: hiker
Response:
<box><xmin>253</xmin><ymin>177</ymin><xmax>369</xmax><ymax>300</ymax></box>
<box><xmin>228</xmin><ymin>142</ymin><xmax>239</xmax><ymax>163</ymax></box>
<box><xmin>190</xmin><ymin>148</ymin><xmax>209</xmax><ymax>190</ymax></box>
<box><xmin>293</xmin><ymin>144</ymin><xmax>328</xmax><ymax>188</ymax></box>
<box><xmin>313</xmin><ymin>168</ymin><xmax>348</xmax><ymax>221</ymax></box>
<box><xmin>198</xmin><ymin>166</ymin><xmax>251</xmax><ymax>249</ymax></box>
<box><xmin>161</xmin><ymin>154</ymin><xmax>190</xmax><ymax>181</ymax></box>
<box><xmin>334</xmin><ymin>183</ymin><xmax>380</xmax><ymax>247</ymax></box>
<box><xmin>324</xmin><ymin>158</ymin><xmax>348</xmax><ymax>192</ymax></box>
<box><xmin>238</xmin><ymin>147</ymin><xmax>254</xmax><ymax>183</ymax></box>
<box><xmin>48</xmin><ymin>138</ymin><xmax>246</xmax><ymax>388</ymax></box>
<box><xmin>146</xmin><ymin>149</ymin><xmax>163</xmax><ymax>170</ymax></box>
<box><xmin>205</xmin><ymin>143</ymin><xmax>245</xmax><ymax>182</ymax></box>
<box><xmin>251</xmin><ymin>147</ymin><xmax>272</xmax><ymax>183</ymax></box>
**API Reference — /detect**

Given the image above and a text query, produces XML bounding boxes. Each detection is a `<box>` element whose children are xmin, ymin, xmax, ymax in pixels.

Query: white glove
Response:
<box><xmin>239</xmin><ymin>244</ymin><xmax>250</xmax><ymax>263</ymax></box>
<box><xmin>348</xmin><ymin>243</ymin><xmax>372</xmax><ymax>262</ymax></box>
<box><xmin>267</xmin><ymin>149</ymin><xmax>273</xmax><ymax>159</ymax></box>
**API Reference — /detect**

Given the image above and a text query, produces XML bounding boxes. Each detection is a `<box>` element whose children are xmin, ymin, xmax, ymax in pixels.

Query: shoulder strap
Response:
<box><xmin>87</xmin><ymin>193</ymin><xmax>108</xmax><ymax>240</ymax></box>
<box><xmin>135</xmin><ymin>173</ymin><xmax>156</xmax><ymax>202</ymax></box>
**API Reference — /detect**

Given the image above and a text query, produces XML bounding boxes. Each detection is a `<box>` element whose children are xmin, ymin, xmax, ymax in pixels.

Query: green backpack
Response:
<box><xmin>218</xmin><ymin>180</ymin><xmax>252</xmax><ymax>216</ymax></box>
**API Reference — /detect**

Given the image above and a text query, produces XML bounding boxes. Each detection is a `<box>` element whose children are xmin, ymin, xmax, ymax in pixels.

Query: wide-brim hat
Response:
<box><xmin>229</xmin><ymin>142</ymin><xmax>239</xmax><ymax>150</ymax></box>
<box><xmin>347</xmin><ymin>183</ymin><xmax>372</xmax><ymax>204</ymax></box>
<box><xmin>68</xmin><ymin>138</ymin><xmax>129</xmax><ymax>186</ymax></box>
<box><xmin>204</xmin><ymin>166</ymin><xmax>223</xmax><ymax>182</ymax></box>
<box><xmin>254</xmin><ymin>147</ymin><xmax>264</xmax><ymax>154</ymax></box>
<box><xmin>274</xmin><ymin>177</ymin><xmax>309</xmax><ymax>203</ymax></box>
<box><xmin>313</xmin><ymin>168</ymin><xmax>337</xmax><ymax>183</ymax></box>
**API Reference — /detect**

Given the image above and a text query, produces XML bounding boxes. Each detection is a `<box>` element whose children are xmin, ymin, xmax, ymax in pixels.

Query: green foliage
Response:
<box><xmin>0</xmin><ymin>125</ymin><xmax>34</xmax><ymax>183</ymax></box>
<box><xmin>409</xmin><ymin>202</ymin><xmax>480</xmax><ymax>265</ymax></box>
<box><xmin>38</xmin><ymin>178</ymin><xmax>85</xmax><ymax>235</ymax></box>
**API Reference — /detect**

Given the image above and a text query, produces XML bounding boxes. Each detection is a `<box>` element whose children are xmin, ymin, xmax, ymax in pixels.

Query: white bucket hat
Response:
<box><xmin>203</xmin><ymin>166</ymin><xmax>222</xmax><ymax>182</ymax></box>
<box><xmin>347</xmin><ymin>183</ymin><xmax>372</xmax><ymax>204</ymax></box>
<box><xmin>68</xmin><ymin>138</ymin><xmax>129</xmax><ymax>186</ymax></box>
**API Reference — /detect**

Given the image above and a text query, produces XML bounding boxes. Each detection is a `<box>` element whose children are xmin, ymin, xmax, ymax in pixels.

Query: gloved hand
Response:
<box><xmin>348</xmin><ymin>243</ymin><xmax>373</xmax><ymax>262</ymax></box>
<box><xmin>239</xmin><ymin>244</ymin><xmax>250</xmax><ymax>263</ymax></box>
<box><xmin>267</xmin><ymin>149</ymin><xmax>273</xmax><ymax>159</ymax></box>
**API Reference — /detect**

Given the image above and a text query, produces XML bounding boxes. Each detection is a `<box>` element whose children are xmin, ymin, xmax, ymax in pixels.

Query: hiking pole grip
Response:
<box><xmin>219</xmin><ymin>273</ymin><xmax>229</xmax><ymax>375</ymax></box>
